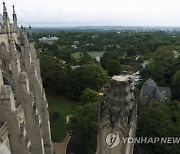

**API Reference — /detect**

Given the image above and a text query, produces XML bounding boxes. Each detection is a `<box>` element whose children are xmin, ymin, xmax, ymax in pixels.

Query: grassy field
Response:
<box><xmin>47</xmin><ymin>95</ymin><xmax>79</xmax><ymax>142</ymax></box>
<box><xmin>71</xmin><ymin>51</ymin><xmax>105</xmax><ymax>59</ymax></box>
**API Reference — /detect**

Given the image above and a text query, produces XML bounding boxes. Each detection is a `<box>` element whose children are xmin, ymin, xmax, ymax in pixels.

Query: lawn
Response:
<box><xmin>71</xmin><ymin>51</ymin><xmax>105</xmax><ymax>59</ymax></box>
<box><xmin>47</xmin><ymin>95</ymin><xmax>79</xmax><ymax>142</ymax></box>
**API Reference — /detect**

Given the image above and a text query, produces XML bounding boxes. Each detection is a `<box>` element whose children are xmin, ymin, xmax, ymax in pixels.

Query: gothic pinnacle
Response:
<box><xmin>29</xmin><ymin>25</ymin><xmax>34</xmax><ymax>42</ymax></box>
<box><xmin>13</xmin><ymin>5</ymin><xmax>15</xmax><ymax>14</ymax></box>
<box><xmin>3</xmin><ymin>1</ymin><xmax>7</xmax><ymax>12</ymax></box>
<box><xmin>21</xmin><ymin>25</ymin><xmax>23</xmax><ymax>30</ymax></box>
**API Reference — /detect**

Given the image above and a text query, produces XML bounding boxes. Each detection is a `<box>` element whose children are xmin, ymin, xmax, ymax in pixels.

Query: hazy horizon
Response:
<box><xmin>26</xmin><ymin>25</ymin><xmax>180</xmax><ymax>28</ymax></box>
<box><xmin>3</xmin><ymin>0</ymin><xmax>180</xmax><ymax>27</ymax></box>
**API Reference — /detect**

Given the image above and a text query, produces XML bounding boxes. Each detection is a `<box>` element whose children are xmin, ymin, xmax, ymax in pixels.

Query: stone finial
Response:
<box><xmin>12</xmin><ymin>5</ymin><xmax>18</xmax><ymax>25</ymax></box>
<box><xmin>3</xmin><ymin>1</ymin><xmax>7</xmax><ymax>12</ymax></box>
<box><xmin>29</xmin><ymin>25</ymin><xmax>34</xmax><ymax>42</ymax></box>
<box><xmin>13</xmin><ymin>5</ymin><xmax>15</xmax><ymax>14</ymax></box>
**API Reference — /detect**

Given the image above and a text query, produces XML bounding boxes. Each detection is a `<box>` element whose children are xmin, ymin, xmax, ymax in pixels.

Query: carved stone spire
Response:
<box><xmin>3</xmin><ymin>1</ymin><xmax>7</xmax><ymax>12</ymax></box>
<box><xmin>3</xmin><ymin>1</ymin><xmax>9</xmax><ymax>22</ymax></box>
<box><xmin>20</xmin><ymin>25</ymin><xmax>25</xmax><ymax>45</ymax></box>
<box><xmin>29</xmin><ymin>25</ymin><xmax>34</xmax><ymax>42</ymax></box>
<box><xmin>12</xmin><ymin>5</ymin><xmax>17</xmax><ymax>25</ymax></box>
<box><xmin>2</xmin><ymin>2</ymin><xmax>10</xmax><ymax>34</ymax></box>
<box><xmin>13</xmin><ymin>5</ymin><xmax>15</xmax><ymax>14</ymax></box>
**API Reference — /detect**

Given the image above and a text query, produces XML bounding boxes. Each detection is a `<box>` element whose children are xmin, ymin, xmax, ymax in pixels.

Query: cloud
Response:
<box><xmin>2</xmin><ymin>0</ymin><xmax>180</xmax><ymax>27</ymax></box>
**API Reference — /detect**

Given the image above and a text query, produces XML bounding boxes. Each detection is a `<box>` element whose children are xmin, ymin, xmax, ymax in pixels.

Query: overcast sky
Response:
<box><xmin>2</xmin><ymin>0</ymin><xmax>180</xmax><ymax>27</ymax></box>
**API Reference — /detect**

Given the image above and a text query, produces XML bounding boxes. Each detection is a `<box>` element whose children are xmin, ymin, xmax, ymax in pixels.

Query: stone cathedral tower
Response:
<box><xmin>0</xmin><ymin>2</ymin><xmax>53</xmax><ymax>154</ymax></box>
<box><xmin>96</xmin><ymin>76</ymin><xmax>137</xmax><ymax>154</ymax></box>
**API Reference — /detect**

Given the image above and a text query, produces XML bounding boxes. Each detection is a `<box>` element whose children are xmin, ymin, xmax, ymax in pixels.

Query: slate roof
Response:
<box><xmin>159</xmin><ymin>87</ymin><xmax>171</xmax><ymax>98</ymax></box>
<box><xmin>142</xmin><ymin>78</ymin><xmax>171</xmax><ymax>101</ymax></box>
<box><xmin>142</xmin><ymin>86</ymin><xmax>155</xmax><ymax>96</ymax></box>
<box><xmin>143</xmin><ymin>78</ymin><xmax>157</xmax><ymax>87</ymax></box>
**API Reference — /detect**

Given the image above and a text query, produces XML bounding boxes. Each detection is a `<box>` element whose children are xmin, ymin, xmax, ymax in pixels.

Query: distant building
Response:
<box><xmin>142</xmin><ymin>60</ymin><xmax>150</xmax><ymax>68</ymax></box>
<box><xmin>92</xmin><ymin>34</ymin><xmax>97</xmax><ymax>38</ymax></box>
<box><xmin>71</xmin><ymin>45</ymin><xmax>78</xmax><ymax>49</ymax></box>
<box><xmin>135</xmin><ymin>55</ymin><xmax>142</xmax><ymax>61</ymax></box>
<box><xmin>71</xmin><ymin>65</ymin><xmax>80</xmax><ymax>70</ymax></box>
<box><xmin>173</xmin><ymin>50</ymin><xmax>180</xmax><ymax>58</ymax></box>
<box><xmin>95</xmin><ymin>56</ymin><xmax>100</xmax><ymax>63</ymax></box>
<box><xmin>59</xmin><ymin>59</ymin><xmax>66</xmax><ymax>65</ymax></box>
<box><xmin>39</xmin><ymin>36</ymin><xmax>59</xmax><ymax>44</ymax></box>
<box><xmin>73</xmin><ymin>41</ymin><xmax>79</xmax><ymax>46</ymax></box>
<box><xmin>141</xmin><ymin>78</ymin><xmax>171</xmax><ymax>103</ymax></box>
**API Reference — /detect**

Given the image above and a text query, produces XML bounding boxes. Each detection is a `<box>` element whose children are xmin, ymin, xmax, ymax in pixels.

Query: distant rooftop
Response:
<box><xmin>39</xmin><ymin>36</ymin><xmax>59</xmax><ymax>41</ymax></box>
<box><xmin>142</xmin><ymin>78</ymin><xmax>171</xmax><ymax>101</ymax></box>
<box><xmin>39</xmin><ymin>36</ymin><xmax>59</xmax><ymax>44</ymax></box>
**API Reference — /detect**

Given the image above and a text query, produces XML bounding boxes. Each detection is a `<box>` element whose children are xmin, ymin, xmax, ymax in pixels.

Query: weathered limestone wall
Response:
<box><xmin>0</xmin><ymin>34</ymin><xmax>10</xmax><ymax>51</ymax></box>
<box><xmin>0</xmin><ymin>3</ymin><xmax>53</xmax><ymax>154</ymax></box>
<box><xmin>0</xmin><ymin>122</ymin><xmax>11</xmax><ymax>154</ymax></box>
<box><xmin>29</xmin><ymin>67</ymin><xmax>53</xmax><ymax>154</ymax></box>
<box><xmin>20</xmin><ymin>30</ymin><xmax>53</xmax><ymax>154</ymax></box>
<box><xmin>97</xmin><ymin>76</ymin><xmax>137</xmax><ymax>154</ymax></box>
<box><xmin>0</xmin><ymin>85</ymin><xmax>30</xmax><ymax>154</ymax></box>
<box><xmin>0</xmin><ymin>138</ymin><xmax>11</xmax><ymax>154</ymax></box>
<box><xmin>29</xmin><ymin>42</ymin><xmax>42</xmax><ymax>83</ymax></box>
<box><xmin>19</xmin><ymin>72</ymin><xmax>45</xmax><ymax>154</ymax></box>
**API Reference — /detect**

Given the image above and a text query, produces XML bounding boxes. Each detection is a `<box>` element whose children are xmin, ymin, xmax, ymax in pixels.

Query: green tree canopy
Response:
<box><xmin>100</xmin><ymin>52</ymin><xmax>118</xmax><ymax>68</ymax></box>
<box><xmin>68</xmin><ymin>101</ymin><xmax>99</xmax><ymax>154</ymax></box>
<box><xmin>137</xmin><ymin>101</ymin><xmax>180</xmax><ymax>154</ymax></box>
<box><xmin>106</xmin><ymin>59</ymin><xmax>121</xmax><ymax>76</ymax></box>
<box><xmin>148</xmin><ymin>46</ymin><xmax>176</xmax><ymax>86</ymax></box>
<box><xmin>66</xmin><ymin>63</ymin><xmax>108</xmax><ymax>99</ymax></box>
<box><xmin>79</xmin><ymin>50</ymin><xmax>93</xmax><ymax>65</ymax></box>
<box><xmin>80</xmin><ymin>88</ymin><xmax>100</xmax><ymax>104</ymax></box>
<box><xmin>172</xmin><ymin>69</ymin><xmax>180</xmax><ymax>99</ymax></box>
<box><xmin>40</xmin><ymin>54</ymin><xmax>68</xmax><ymax>94</ymax></box>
